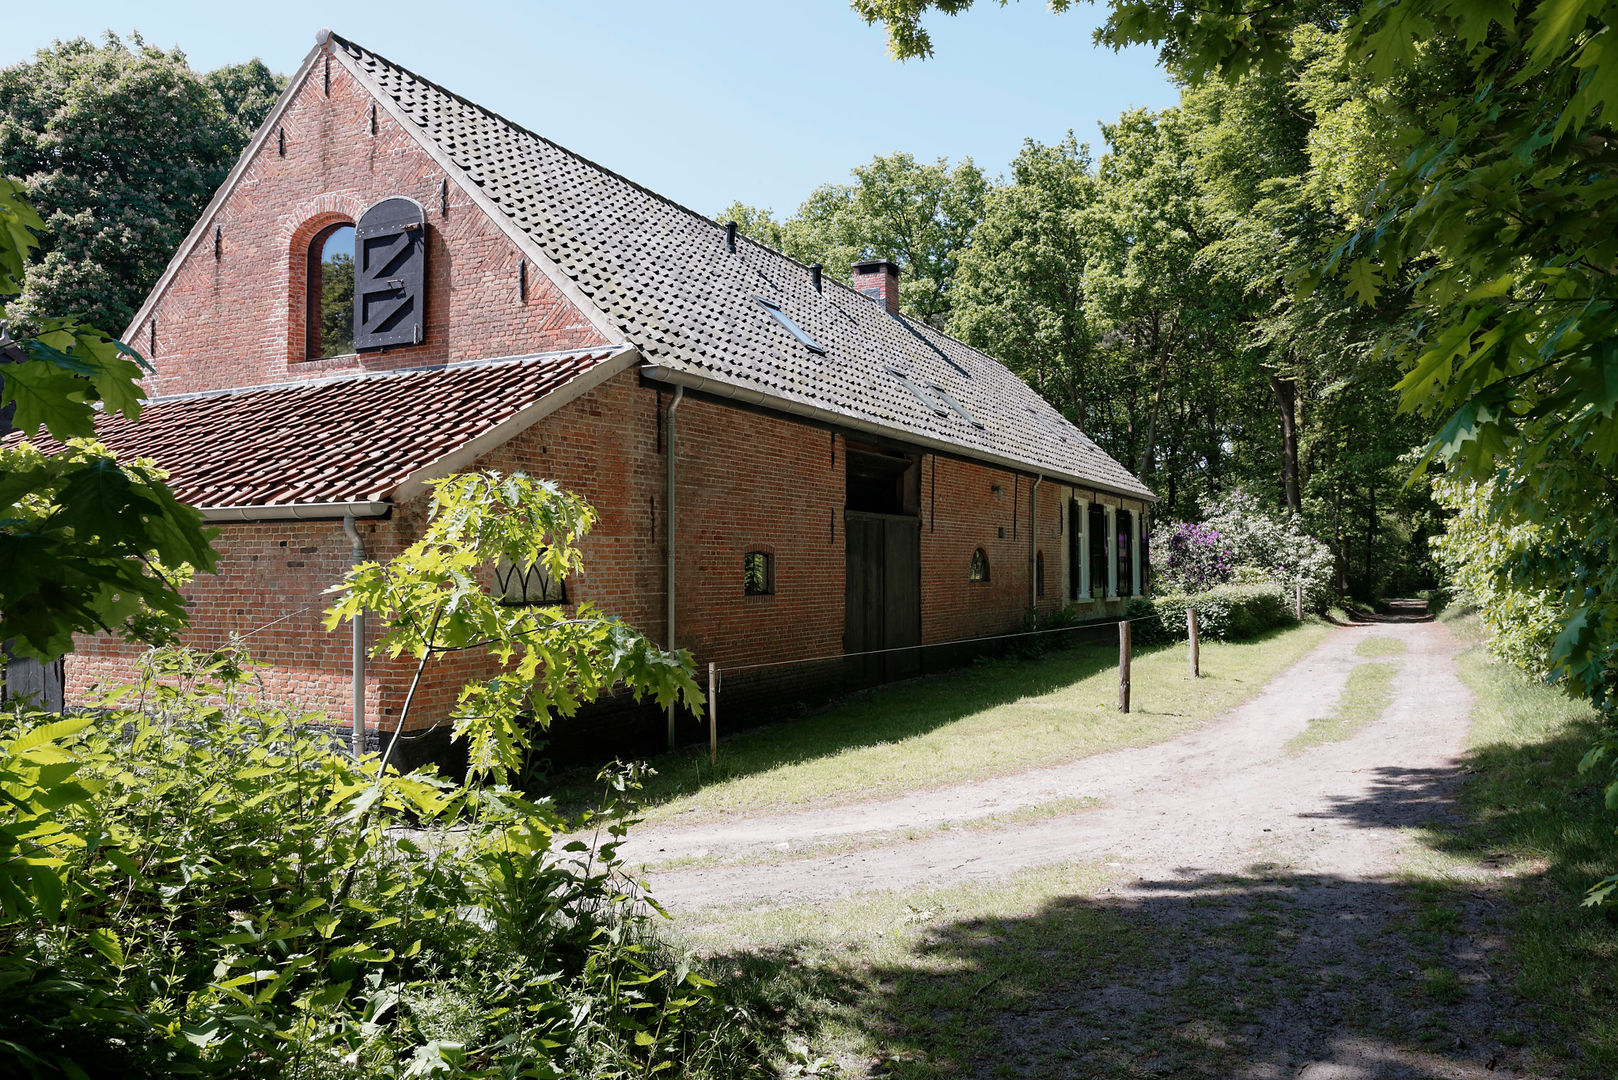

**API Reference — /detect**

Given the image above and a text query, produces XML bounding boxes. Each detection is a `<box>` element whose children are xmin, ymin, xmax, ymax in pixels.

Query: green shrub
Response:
<box><xmin>1128</xmin><ymin>582</ymin><xmax>1294</xmax><ymax>645</ymax></box>
<box><xmin>0</xmin><ymin>647</ymin><xmax>762</xmax><ymax>1078</ymax></box>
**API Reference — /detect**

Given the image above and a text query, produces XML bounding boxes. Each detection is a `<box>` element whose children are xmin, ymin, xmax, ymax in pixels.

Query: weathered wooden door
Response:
<box><xmin>1</xmin><ymin>649</ymin><xmax>64</xmax><ymax>712</ymax></box>
<box><xmin>845</xmin><ymin>512</ymin><xmax>922</xmax><ymax>686</ymax></box>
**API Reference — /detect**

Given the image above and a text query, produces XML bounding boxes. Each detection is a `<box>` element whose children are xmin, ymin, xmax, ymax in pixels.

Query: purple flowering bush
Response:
<box><xmin>1154</xmin><ymin>521</ymin><xmax>1235</xmax><ymax>593</ymax></box>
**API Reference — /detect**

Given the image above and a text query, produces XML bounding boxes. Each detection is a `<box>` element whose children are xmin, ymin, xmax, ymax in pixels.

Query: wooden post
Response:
<box><xmin>708</xmin><ymin>662</ymin><xmax>718</xmax><ymax>766</ymax></box>
<box><xmin>1187</xmin><ymin>607</ymin><xmax>1200</xmax><ymax>679</ymax></box>
<box><xmin>1118</xmin><ymin>619</ymin><xmax>1132</xmax><ymax>713</ymax></box>
<box><xmin>1295</xmin><ymin>582</ymin><xmax>1304</xmax><ymax>621</ymax></box>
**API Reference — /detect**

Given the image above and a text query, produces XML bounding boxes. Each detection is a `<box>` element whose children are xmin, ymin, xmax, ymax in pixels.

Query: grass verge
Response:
<box><xmin>1287</xmin><ymin>659</ymin><xmax>1398</xmax><ymax>753</ymax></box>
<box><xmin>1418</xmin><ymin>627</ymin><xmax>1618</xmax><ymax>1075</ymax></box>
<box><xmin>553</xmin><ymin>621</ymin><xmax>1332</xmax><ymax>825</ymax></box>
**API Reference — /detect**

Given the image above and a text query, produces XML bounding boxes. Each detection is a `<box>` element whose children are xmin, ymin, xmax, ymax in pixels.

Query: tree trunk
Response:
<box><xmin>1134</xmin><ymin>325</ymin><xmax>1173</xmax><ymax>481</ymax></box>
<box><xmin>1364</xmin><ymin>484</ymin><xmax>1377</xmax><ymax>595</ymax></box>
<box><xmin>1271</xmin><ymin>373</ymin><xmax>1301</xmax><ymax>513</ymax></box>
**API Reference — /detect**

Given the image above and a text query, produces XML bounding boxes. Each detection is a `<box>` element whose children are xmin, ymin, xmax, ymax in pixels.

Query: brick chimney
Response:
<box><xmin>852</xmin><ymin>258</ymin><xmax>900</xmax><ymax>315</ymax></box>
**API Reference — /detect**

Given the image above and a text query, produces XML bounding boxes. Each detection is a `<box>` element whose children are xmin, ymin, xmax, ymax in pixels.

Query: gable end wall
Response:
<box><xmin>130</xmin><ymin>52</ymin><xmax>607</xmax><ymax>397</ymax></box>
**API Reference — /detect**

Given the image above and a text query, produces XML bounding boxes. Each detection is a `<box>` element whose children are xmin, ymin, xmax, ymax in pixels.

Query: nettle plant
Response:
<box><xmin>326</xmin><ymin>471</ymin><xmax>702</xmax><ymax>783</ymax></box>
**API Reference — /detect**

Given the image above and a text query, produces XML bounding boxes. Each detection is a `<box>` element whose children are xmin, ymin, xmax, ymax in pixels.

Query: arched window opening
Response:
<box><xmin>969</xmin><ymin>548</ymin><xmax>990</xmax><ymax>583</ymax></box>
<box><xmin>1036</xmin><ymin>550</ymin><xmax>1045</xmax><ymax>597</ymax></box>
<box><xmin>494</xmin><ymin>555</ymin><xmax>566</xmax><ymax>606</ymax></box>
<box><xmin>306</xmin><ymin>223</ymin><xmax>355</xmax><ymax>359</ymax></box>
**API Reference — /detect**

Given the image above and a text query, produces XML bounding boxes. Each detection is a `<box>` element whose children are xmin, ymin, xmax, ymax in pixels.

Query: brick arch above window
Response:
<box><xmin>284</xmin><ymin>201</ymin><xmax>367</xmax><ymax>365</ymax></box>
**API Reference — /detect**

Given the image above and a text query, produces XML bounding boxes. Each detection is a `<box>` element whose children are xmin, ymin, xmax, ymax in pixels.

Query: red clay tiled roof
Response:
<box><xmin>6</xmin><ymin>349</ymin><xmax>620</xmax><ymax>509</ymax></box>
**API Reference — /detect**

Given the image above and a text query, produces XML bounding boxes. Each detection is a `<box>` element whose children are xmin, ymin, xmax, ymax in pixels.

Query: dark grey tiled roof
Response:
<box><xmin>334</xmin><ymin>35</ymin><xmax>1152</xmax><ymax>500</ymax></box>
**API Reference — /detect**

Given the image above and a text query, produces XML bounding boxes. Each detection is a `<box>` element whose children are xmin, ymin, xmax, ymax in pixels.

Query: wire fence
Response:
<box><xmin>694</xmin><ymin>612</ymin><xmax>1175</xmax><ymax>766</ymax></box>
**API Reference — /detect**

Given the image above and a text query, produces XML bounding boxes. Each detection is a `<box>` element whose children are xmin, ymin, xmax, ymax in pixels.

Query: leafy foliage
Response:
<box><xmin>0</xmin><ymin>33</ymin><xmax>283</xmax><ymax>334</ymax></box>
<box><xmin>1199</xmin><ymin>490</ymin><xmax>1336</xmax><ymax>612</ymax></box>
<box><xmin>1150</xmin><ymin>521</ymin><xmax>1233</xmax><ymax>594</ymax></box>
<box><xmin>1127</xmin><ymin>582</ymin><xmax>1294</xmax><ymax>645</ymax></box>
<box><xmin>0</xmin><ymin>648</ymin><xmax>758</xmax><ymax>1077</ymax></box>
<box><xmin>1</xmin><ymin>178</ymin><xmax>217</xmax><ymax>661</ymax></box>
<box><xmin>327</xmin><ymin>471</ymin><xmax>703</xmax><ymax>784</ymax></box>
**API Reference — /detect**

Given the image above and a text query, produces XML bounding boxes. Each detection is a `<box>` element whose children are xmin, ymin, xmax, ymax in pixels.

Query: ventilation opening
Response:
<box><xmin>846</xmin><ymin>445</ymin><xmax>920</xmax><ymax>516</ymax></box>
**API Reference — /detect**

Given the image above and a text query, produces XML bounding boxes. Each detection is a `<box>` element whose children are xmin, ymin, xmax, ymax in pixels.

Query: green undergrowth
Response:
<box><xmin>554</xmin><ymin>621</ymin><xmax>1332</xmax><ymax>826</ymax></box>
<box><xmin>1418</xmin><ymin>633</ymin><xmax>1618</xmax><ymax>1075</ymax></box>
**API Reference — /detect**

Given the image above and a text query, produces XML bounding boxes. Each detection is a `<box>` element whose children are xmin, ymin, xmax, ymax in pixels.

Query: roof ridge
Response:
<box><xmin>145</xmin><ymin>347</ymin><xmax>612</xmax><ymax>405</ymax></box>
<box><xmin>325</xmin><ymin>32</ymin><xmax>998</xmax><ymax>352</ymax></box>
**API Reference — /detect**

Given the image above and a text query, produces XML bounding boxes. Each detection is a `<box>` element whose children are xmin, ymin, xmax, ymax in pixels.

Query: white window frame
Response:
<box><xmin>1074</xmin><ymin>495</ymin><xmax>1092</xmax><ymax>602</ymax></box>
<box><xmin>1106</xmin><ymin>503</ymin><xmax>1118</xmax><ymax>599</ymax></box>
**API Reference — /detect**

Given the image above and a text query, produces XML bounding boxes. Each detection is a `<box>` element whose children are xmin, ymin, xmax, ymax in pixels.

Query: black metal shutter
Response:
<box><xmin>1117</xmin><ymin>508</ymin><xmax>1135</xmax><ymax>597</ymax></box>
<box><xmin>353</xmin><ymin>196</ymin><xmax>426</xmax><ymax>351</ymax></box>
<box><xmin>1088</xmin><ymin>503</ymin><xmax>1108</xmax><ymax>597</ymax></box>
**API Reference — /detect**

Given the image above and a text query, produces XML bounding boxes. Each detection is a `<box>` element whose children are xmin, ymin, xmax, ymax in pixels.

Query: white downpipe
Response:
<box><xmin>665</xmin><ymin>386</ymin><xmax>685</xmax><ymax>750</ymax></box>
<box><xmin>341</xmin><ymin>516</ymin><xmax>367</xmax><ymax>758</ymax></box>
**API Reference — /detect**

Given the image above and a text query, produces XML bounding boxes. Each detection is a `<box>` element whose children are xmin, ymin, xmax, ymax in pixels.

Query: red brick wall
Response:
<box><xmin>131</xmin><ymin>50</ymin><xmax>606</xmax><ymax>398</ymax></box>
<box><xmin>66</xmin><ymin>368</ymin><xmax>1152</xmax><ymax>738</ymax></box>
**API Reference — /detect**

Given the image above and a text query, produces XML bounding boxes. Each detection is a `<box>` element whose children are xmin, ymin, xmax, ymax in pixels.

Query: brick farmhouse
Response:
<box><xmin>29</xmin><ymin>31</ymin><xmax>1155</xmax><ymax>756</ymax></box>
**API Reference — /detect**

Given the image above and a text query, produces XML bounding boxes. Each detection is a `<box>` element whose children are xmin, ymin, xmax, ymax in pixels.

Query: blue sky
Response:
<box><xmin>3</xmin><ymin>1</ymin><xmax>1176</xmax><ymax>215</ymax></box>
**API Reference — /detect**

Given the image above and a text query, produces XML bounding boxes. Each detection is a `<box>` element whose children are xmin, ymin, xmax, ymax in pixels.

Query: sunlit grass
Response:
<box><xmin>1287</xmin><ymin>659</ymin><xmax>1398</xmax><ymax>753</ymax></box>
<box><xmin>1354</xmin><ymin>635</ymin><xmax>1407</xmax><ymax>658</ymax></box>
<box><xmin>555</xmin><ymin>622</ymin><xmax>1332</xmax><ymax>825</ymax></box>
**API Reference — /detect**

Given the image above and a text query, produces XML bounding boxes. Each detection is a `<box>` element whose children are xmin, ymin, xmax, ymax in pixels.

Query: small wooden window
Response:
<box><xmin>743</xmin><ymin>551</ymin><xmax>774</xmax><ymax>595</ymax></box>
<box><xmin>969</xmin><ymin>548</ymin><xmax>990</xmax><ymax>582</ymax></box>
<box><xmin>306</xmin><ymin>223</ymin><xmax>355</xmax><ymax>359</ymax></box>
<box><xmin>494</xmin><ymin>556</ymin><xmax>566</xmax><ymax>606</ymax></box>
<box><xmin>1036</xmin><ymin>550</ymin><xmax>1045</xmax><ymax>597</ymax></box>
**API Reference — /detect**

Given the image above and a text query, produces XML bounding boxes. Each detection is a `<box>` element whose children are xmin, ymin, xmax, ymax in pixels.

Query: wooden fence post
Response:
<box><xmin>1295</xmin><ymin>582</ymin><xmax>1304</xmax><ymax>621</ymax></box>
<box><xmin>708</xmin><ymin>662</ymin><xmax>718</xmax><ymax>766</ymax></box>
<box><xmin>1118</xmin><ymin>619</ymin><xmax>1132</xmax><ymax>713</ymax></box>
<box><xmin>1187</xmin><ymin>607</ymin><xmax>1200</xmax><ymax>679</ymax></box>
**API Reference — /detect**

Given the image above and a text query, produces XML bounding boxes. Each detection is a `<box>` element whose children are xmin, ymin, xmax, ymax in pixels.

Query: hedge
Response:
<box><xmin>1126</xmin><ymin>582</ymin><xmax>1295</xmax><ymax>644</ymax></box>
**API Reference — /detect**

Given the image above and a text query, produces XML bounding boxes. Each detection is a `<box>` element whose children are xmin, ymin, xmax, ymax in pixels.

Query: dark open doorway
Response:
<box><xmin>844</xmin><ymin>445</ymin><xmax>922</xmax><ymax>686</ymax></box>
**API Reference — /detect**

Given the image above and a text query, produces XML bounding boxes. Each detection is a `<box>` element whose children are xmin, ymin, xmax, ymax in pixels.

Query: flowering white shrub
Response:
<box><xmin>1151</xmin><ymin>490</ymin><xmax>1335</xmax><ymax>612</ymax></box>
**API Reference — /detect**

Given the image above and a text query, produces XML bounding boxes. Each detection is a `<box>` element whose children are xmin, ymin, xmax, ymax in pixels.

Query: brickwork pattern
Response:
<box><xmin>132</xmin><ymin>55</ymin><xmax>606</xmax><ymax>398</ymax></box>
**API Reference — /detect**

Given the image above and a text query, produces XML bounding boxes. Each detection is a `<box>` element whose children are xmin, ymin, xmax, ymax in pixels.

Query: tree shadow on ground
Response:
<box><xmin>706</xmin><ymin>708</ymin><xmax>1616</xmax><ymax>1079</ymax></box>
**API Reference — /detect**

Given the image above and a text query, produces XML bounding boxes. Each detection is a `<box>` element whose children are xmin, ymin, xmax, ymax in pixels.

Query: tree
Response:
<box><xmin>1</xmin><ymin>178</ymin><xmax>216</xmax><ymax>661</ymax></box>
<box><xmin>724</xmin><ymin>151</ymin><xmax>988</xmax><ymax>326</ymax></box>
<box><xmin>856</xmin><ymin>0</ymin><xmax>1618</xmax><ymax>892</ymax></box>
<box><xmin>327</xmin><ymin>471</ymin><xmax>702</xmax><ymax>783</ymax></box>
<box><xmin>0</xmin><ymin>33</ymin><xmax>283</xmax><ymax>334</ymax></box>
<box><xmin>951</xmin><ymin>135</ymin><xmax>1098</xmax><ymax>426</ymax></box>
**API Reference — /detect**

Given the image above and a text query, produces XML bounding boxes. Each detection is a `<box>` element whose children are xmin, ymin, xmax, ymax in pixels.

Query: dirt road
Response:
<box><xmin>642</xmin><ymin>615</ymin><xmax>1471</xmax><ymax>912</ymax></box>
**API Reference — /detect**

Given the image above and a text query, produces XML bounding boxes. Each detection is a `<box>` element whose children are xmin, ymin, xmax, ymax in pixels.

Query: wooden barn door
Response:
<box><xmin>845</xmin><ymin>512</ymin><xmax>922</xmax><ymax>686</ymax></box>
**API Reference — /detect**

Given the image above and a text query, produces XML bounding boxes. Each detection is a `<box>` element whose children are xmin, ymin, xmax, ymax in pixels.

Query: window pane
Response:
<box><xmin>319</xmin><ymin>225</ymin><xmax>355</xmax><ymax>358</ymax></box>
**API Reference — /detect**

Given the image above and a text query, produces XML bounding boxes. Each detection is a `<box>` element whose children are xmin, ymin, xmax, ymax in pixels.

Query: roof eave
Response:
<box><xmin>641</xmin><ymin>365</ymin><xmax>1157</xmax><ymax>504</ymax></box>
<box><xmin>200</xmin><ymin>500</ymin><xmax>391</xmax><ymax>523</ymax></box>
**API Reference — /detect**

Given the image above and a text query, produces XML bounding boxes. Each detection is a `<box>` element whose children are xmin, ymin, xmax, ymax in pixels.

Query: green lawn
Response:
<box><xmin>552</xmin><ymin>620</ymin><xmax>1332</xmax><ymax>825</ymax></box>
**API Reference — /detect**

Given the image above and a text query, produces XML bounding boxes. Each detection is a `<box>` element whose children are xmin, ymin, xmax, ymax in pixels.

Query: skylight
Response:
<box><xmin>887</xmin><ymin>367</ymin><xmax>950</xmax><ymax>419</ymax></box>
<box><xmin>1026</xmin><ymin>403</ymin><xmax>1071</xmax><ymax>443</ymax></box>
<box><xmin>929</xmin><ymin>382</ymin><xmax>984</xmax><ymax>429</ymax></box>
<box><xmin>754</xmin><ymin>296</ymin><xmax>825</xmax><ymax>355</ymax></box>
